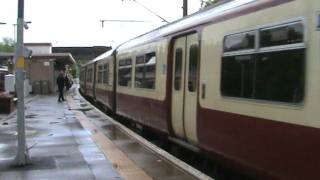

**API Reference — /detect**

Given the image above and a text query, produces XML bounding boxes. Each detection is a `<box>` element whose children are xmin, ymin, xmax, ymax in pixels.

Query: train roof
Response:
<box><xmin>116</xmin><ymin>0</ymin><xmax>260</xmax><ymax>51</ymax></box>
<box><xmin>84</xmin><ymin>0</ymin><xmax>291</xmax><ymax>66</ymax></box>
<box><xmin>83</xmin><ymin>48</ymin><xmax>117</xmax><ymax>66</ymax></box>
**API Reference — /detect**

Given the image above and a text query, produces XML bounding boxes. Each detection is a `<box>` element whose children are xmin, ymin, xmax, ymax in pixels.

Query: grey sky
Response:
<box><xmin>0</xmin><ymin>0</ymin><xmax>201</xmax><ymax>47</ymax></box>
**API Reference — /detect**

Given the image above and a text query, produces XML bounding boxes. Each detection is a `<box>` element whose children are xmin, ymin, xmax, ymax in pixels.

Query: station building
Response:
<box><xmin>0</xmin><ymin>43</ymin><xmax>76</xmax><ymax>95</ymax></box>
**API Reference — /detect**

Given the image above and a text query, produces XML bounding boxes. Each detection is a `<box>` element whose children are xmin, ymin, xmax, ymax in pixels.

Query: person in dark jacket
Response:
<box><xmin>57</xmin><ymin>71</ymin><xmax>66</xmax><ymax>102</ymax></box>
<box><xmin>65</xmin><ymin>73</ymin><xmax>73</xmax><ymax>91</ymax></box>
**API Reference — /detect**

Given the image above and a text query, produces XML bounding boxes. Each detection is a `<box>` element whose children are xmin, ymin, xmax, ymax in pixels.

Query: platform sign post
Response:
<box><xmin>183</xmin><ymin>0</ymin><xmax>188</xmax><ymax>17</ymax></box>
<box><xmin>14</xmin><ymin>0</ymin><xmax>29</xmax><ymax>166</ymax></box>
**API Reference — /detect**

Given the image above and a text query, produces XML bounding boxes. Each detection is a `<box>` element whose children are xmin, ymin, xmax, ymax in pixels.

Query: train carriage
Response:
<box><xmin>79</xmin><ymin>66</ymin><xmax>86</xmax><ymax>94</ymax></box>
<box><xmin>94</xmin><ymin>50</ymin><xmax>116</xmax><ymax>111</ymax></box>
<box><xmin>84</xmin><ymin>62</ymin><xmax>95</xmax><ymax>99</ymax></box>
<box><xmin>80</xmin><ymin>0</ymin><xmax>320</xmax><ymax>179</ymax></box>
<box><xmin>197</xmin><ymin>1</ymin><xmax>320</xmax><ymax>179</ymax></box>
<box><xmin>116</xmin><ymin>40</ymin><xmax>170</xmax><ymax>133</ymax></box>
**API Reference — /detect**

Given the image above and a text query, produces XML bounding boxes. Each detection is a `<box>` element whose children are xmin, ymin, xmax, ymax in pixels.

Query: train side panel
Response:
<box><xmin>198</xmin><ymin>0</ymin><xmax>320</xmax><ymax>179</ymax></box>
<box><xmin>85</xmin><ymin>63</ymin><xmax>95</xmax><ymax>99</ymax></box>
<box><xmin>79</xmin><ymin>0</ymin><xmax>320</xmax><ymax>179</ymax></box>
<box><xmin>94</xmin><ymin>56</ymin><xmax>115</xmax><ymax>111</ymax></box>
<box><xmin>116</xmin><ymin>40</ymin><xmax>170</xmax><ymax>134</ymax></box>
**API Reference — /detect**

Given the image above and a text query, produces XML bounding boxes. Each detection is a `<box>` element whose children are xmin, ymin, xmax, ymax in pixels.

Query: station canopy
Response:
<box><xmin>0</xmin><ymin>52</ymin><xmax>76</xmax><ymax>65</ymax></box>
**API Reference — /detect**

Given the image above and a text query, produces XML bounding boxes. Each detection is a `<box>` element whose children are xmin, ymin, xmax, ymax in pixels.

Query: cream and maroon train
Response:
<box><xmin>80</xmin><ymin>0</ymin><xmax>320</xmax><ymax>179</ymax></box>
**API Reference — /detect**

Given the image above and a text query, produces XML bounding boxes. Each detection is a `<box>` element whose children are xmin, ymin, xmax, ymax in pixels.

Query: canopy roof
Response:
<box><xmin>0</xmin><ymin>52</ymin><xmax>76</xmax><ymax>65</ymax></box>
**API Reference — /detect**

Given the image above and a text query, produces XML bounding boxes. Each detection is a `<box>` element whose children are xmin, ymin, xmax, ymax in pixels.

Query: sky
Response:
<box><xmin>0</xmin><ymin>0</ymin><xmax>202</xmax><ymax>47</ymax></box>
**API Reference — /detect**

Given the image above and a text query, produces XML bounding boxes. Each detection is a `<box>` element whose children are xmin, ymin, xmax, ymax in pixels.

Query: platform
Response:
<box><xmin>0</xmin><ymin>94</ymin><xmax>122</xmax><ymax>180</ymax></box>
<box><xmin>0</xmin><ymin>87</ymin><xmax>203</xmax><ymax>180</ymax></box>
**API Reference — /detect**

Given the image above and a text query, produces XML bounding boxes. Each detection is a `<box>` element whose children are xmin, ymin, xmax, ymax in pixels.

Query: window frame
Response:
<box><xmin>97</xmin><ymin>65</ymin><xmax>103</xmax><ymax>84</ymax></box>
<box><xmin>133</xmin><ymin>52</ymin><xmax>157</xmax><ymax>90</ymax></box>
<box><xmin>174</xmin><ymin>48</ymin><xmax>183</xmax><ymax>91</ymax></box>
<box><xmin>188</xmin><ymin>44</ymin><xmax>199</xmax><ymax>93</ymax></box>
<box><xmin>103</xmin><ymin>63</ymin><xmax>109</xmax><ymax>85</ymax></box>
<box><xmin>118</xmin><ymin>58</ymin><xmax>133</xmax><ymax>88</ymax></box>
<box><xmin>223</xmin><ymin>30</ymin><xmax>257</xmax><ymax>56</ymax></box>
<box><xmin>259</xmin><ymin>21</ymin><xmax>305</xmax><ymax>53</ymax></box>
<box><xmin>86</xmin><ymin>68</ymin><xmax>93</xmax><ymax>83</ymax></box>
<box><xmin>221</xmin><ymin>19</ymin><xmax>306</xmax><ymax>105</ymax></box>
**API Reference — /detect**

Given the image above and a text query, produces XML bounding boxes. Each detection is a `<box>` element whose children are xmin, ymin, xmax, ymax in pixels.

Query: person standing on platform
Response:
<box><xmin>57</xmin><ymin>71</ymin><xmax>66</xmax><ymax>102</ymax></box>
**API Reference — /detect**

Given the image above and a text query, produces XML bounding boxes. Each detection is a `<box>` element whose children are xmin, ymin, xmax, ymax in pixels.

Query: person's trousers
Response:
<box><xmin>58</xmin><ymin>87</ymin><xmax>64</xmax><ymax>101</ymax></box>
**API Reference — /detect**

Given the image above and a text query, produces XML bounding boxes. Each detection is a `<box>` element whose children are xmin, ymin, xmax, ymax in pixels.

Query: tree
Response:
<box><xmin>0</xmin><ymin>37</ymin><xmax>15</xmax><ymax>53</ymax></box>
<box><xmin>200</xmin><ymin>0</ymin><xmax>227</xmax><ymax>9</ymax></box>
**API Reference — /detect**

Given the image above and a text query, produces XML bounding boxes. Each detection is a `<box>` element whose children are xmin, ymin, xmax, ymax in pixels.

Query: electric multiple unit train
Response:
<box><xmin>80</xmin><ymin>0</ymin><xmax>320</xmax><ymax>179</ymax></box>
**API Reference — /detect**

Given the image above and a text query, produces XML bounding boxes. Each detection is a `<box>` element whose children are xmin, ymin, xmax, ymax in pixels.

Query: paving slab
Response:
<box><xmin>0</xmin><ymin>86</ymin><xmax>210</xmax><ymax>180</ymax></box>
<box><xmin>67</xmin><ymin>88</ymin><xmax>202</xmax><ymax>180</ymax></box>
<box><xmin>0</xmin><ymin>93</ymin><xmax>122</xmax><ymax>180</ymax></box>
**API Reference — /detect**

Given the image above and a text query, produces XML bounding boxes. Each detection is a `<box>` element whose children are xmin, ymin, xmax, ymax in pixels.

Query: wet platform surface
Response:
<box><xmin>0</xmin><ymin>92</ymin><xmax>122</xmax><ymax>180</ymax></box>
<box><xmin>0</xmin><ymin>87</ymin><xmax>199</xmax><ymax>180</ymax></box>
<box><xmin>69</xmin><ymin>98</ymin><xmax>195</xmax><ymax>180</ymax></box>
<box><xmin>68</xmin><ymin>88</ymin><xmax>197</xmax><ymax>180</ymax></box>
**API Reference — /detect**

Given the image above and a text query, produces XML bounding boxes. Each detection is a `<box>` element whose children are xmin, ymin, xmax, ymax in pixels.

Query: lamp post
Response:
<box><xmin>14</xmin><ymin>0</ymin><xmax>29</xmax><ymax>166</ymax></box>
<box><xmin>13</xmin><ymin>21</ymin><xmax>31</xmax><ymax>42</ymax></box>
<box><xmin>183</xmin><ymin>0</ymin><xmax>188</xmax><ymax>17</ymax></box>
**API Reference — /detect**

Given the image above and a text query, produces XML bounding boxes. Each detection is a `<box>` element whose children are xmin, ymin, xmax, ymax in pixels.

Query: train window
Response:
<box><xmin>80</xmin><ymin>70</ymin><xmax>83</xmax><ymax>82</ymax></box>
<box><xmin>135</xmin><ymin>56</ymin><xmax>145</xmax><ymax>88</ymax></box>
<box><xmin>90</xmin><ymin>69</ymin><xmax>93</xmax><ymax>83</ymax></box>
<box><xmin>260</xmin><ymin>22</ymin><xmax>303</xmax><ymax>48</ymax></box>
<box><xmin>221</xmin><ymin>21</ymin><xmax>305</xmax><ymax>103</ymax></box>
<box><xmin>221</xmin><ymin>55</ymin><xmax>255</xmax><ymax>98</ymax></box>
<box><xmin>103</xmin><ymin>63</ymin><xmax>109</xmax><ymax>85</ymax></box>
<box><xmin>97</xmin><ymin>65</ymin><xmax>103</xmax><ymax>84</ymax></box>
<box><xmin>255</xmin><ymin>49</ymin><xmax>304</xmax><ymax>102</ymax></box>
<box><xmin>126</xmin><ymin>59</ymin><xmax>132</xmax><ymax>65</ymax></box>
<box><xmin>145</xmin><ymin>52</ymin><xmax>156</xmax><ymax>89</ymax></box>
<box><xmin>86</xmin><ymin>69</ymin><xmax>89</xmax><ymax>82</ymax></box>
<box><xmin>118</xmin><ymin>59</ymin><xmax>132</xmax><ymax>87</ymax></box>
<box><xmin>134</xmin><ymin>53</ymin><xmax>156</xmax><ymax>89</ymax></box>
<box><xmin>136</xmin><ymin>55</ymin><xmax>145</xmax><ymax>64</ymax></box>
<box><xmin>174</xmin><ymin>49</ymin><xmax>183</xmax><ymax>91</ymax></box>
<box><xmin>81</xmin><ymin>70</ymin><xmax>85</xmax><ymax>82</ymax></box>
<box><xmin>224</xmin><ymin>31</ymin><xmax>255</xmax><ymax>52</ymax></box>
<box><xmin>188</xmin><ymin>45</ymin><xmax>199</xmax><ymax>92</ymax></box>
<box><xmin>87</xmin><ymin>68</ymin><xmax>92</xmax><ymax>83</ymax></box>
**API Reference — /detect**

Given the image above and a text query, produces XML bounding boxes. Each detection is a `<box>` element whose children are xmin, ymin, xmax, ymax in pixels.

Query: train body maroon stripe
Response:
<box><xmin>198</xmin><ymin>107</ymin><xmax>320</xmax><ymax>179</ymax></box>
<box><xmin>95</xmin><ymin>88</ymin><xmax>114</xmax><ymax>110</ymax></box>
<box><xmin>116</xmin><ymin>93</ymin><xmax>169</xmax><ymax>134</ymax></box>
<box><xmin>85</xmin><ymin>87</ymin><xmax>94</xmax><ymax>98</ymax></box>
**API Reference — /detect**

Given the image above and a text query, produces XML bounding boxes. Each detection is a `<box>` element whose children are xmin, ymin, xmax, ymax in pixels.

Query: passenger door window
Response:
<box><xmin>174</xmin><ymin>48</ymin><xmax>183</xmax><ymax>91</ymax></box>
<box><xmin>188</xmin><ymin>45</ymin><xmax>199</xmax><ymax>92</ymax></box>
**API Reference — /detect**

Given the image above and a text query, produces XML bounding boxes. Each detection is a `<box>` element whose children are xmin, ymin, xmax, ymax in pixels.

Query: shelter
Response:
<box><xmin>0</xmin><ymin>43</ymin><xmax>76</xmax><ymax>95</ymax></box>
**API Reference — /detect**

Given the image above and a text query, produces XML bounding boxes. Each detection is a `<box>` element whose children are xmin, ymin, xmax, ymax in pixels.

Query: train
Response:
<box><xmin>80</xmin><ymin>0</ymin><xmax>320</xmax><ymax>179</ymax></box>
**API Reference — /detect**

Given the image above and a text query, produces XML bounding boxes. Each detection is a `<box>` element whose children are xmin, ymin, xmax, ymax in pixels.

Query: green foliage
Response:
<box><xmin>200</xmin><ymin>0</ymin><xmax>226</xmax><ymax>9</ymax></box>
<box><xmin>0</xmin><ymin>37</ymin><xmax>15</xmax><ymax>53</ymax></box>
<box><xmin>70</xmin><ymin>64</ymin><xmax>78</xmax><ymax>78</ymax></box>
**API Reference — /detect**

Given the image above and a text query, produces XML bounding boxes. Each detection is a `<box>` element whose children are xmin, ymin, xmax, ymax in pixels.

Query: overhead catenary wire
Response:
<box><xmin>122</xmin><ymin>0</ymin><xmax>169</xmax><ymax>23</ymax></box>
<box><xmin>100</xmin><ymin>19</ymin><xmax>156</xmax><ymax>28</ymax></box>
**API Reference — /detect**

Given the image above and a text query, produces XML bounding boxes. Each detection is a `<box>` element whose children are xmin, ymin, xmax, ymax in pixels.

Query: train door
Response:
<box><xmin>171</xmin><ymin>33</ymin><xmax>199</xmax><ymax>144</ymax></box>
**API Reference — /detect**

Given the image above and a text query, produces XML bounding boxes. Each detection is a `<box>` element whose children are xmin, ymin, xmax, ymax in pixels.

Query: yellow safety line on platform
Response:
<box><xmin>67</xmin><ymin>96</ymin><xmax>152</xmax><ymax>180</ymax></box>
